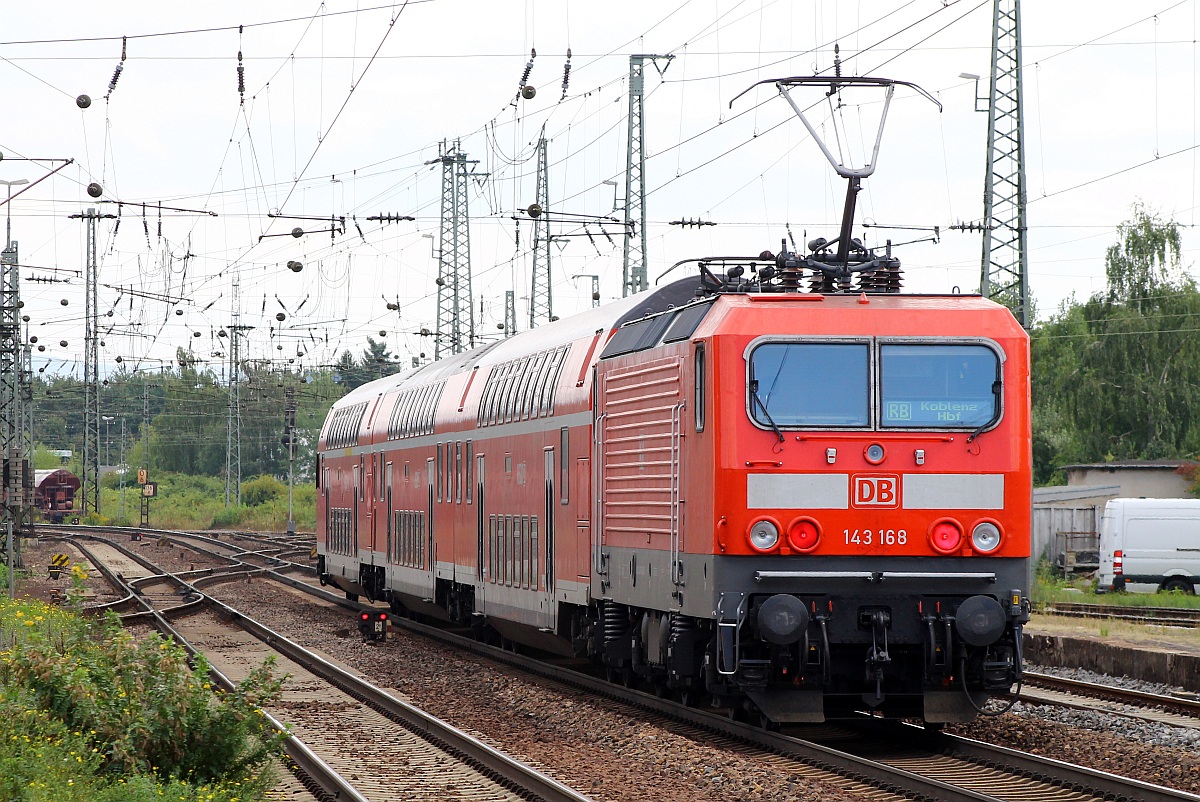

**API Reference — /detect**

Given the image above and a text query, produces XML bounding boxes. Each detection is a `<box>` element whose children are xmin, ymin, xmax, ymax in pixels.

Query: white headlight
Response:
<box><xmin>749</xmin><ymin>519</ymin><xmax>780</xmax><ymax>551</ymax></box>
<box><xmin>971</xmin><ymin>521</ymin><xmax>1002</xmax><ymax>552</ymax></box>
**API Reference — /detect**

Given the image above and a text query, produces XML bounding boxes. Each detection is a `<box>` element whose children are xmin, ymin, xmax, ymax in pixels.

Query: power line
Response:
<box><xmin>0</xmin><ymin>1</ymin><xmax>436</xmax><ymax>47</ymax></box>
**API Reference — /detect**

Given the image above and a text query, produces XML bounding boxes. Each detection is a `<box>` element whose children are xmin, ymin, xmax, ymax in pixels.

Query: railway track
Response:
<box><xmin>52</xmin><ymin>526</ymin><xmax>1200</xmax><ymax>802</ymax></box>
<box><xmin>1021</xmin><ymin>670</ymin><xmax>1200</xmax><ymax>728</ymax></box>
<box><xmin>52</xmin><ymin>532</ymin><xmax>591</xmax><ymax>802</ymax></box>
<box><xmin>369</xmin><ymin>601</ymin><xmax>1200</xmax><ymax>802</ymax></box>
<box><xmin>1038</xmin><ymin>600</ymin><xmax>1200</xmax><ymax>627</ymax></box>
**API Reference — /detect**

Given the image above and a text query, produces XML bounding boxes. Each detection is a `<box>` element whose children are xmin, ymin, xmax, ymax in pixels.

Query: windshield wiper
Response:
<box><xmin>750</xmin><ymin>380</ymin><xmax>785</xmax><ymax>443</ymax></box>
<box><xmin>966</xmin><ymin>379</ymin><xmax>1002</xmax><ymax>443</ymax></box>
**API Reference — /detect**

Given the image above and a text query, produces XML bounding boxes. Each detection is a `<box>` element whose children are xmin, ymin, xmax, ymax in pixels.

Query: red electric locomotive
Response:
<box><xmin>316</xmin><ymin>76</ymin><xmax>1030</xmax><ymax>724</ymax></box>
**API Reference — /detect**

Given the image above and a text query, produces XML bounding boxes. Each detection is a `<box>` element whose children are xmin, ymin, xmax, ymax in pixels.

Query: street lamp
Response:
<box><xmin>959</xmin><ymin>72</ymin><xmax>986</xmax><ymax>114</ymax></box>
<box><xmin>1</xmin><ymin>178</ymin><xmax>29</xmax><ymax>250</ymax></box>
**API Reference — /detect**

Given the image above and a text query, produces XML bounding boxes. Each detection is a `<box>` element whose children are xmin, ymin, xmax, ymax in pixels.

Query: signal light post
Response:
<box><xmin>284</xmin><ymin>387</ymin><xmax>296</xmax><ymax>536</ymax></box>
<box><xmin>358</xmin><ymin>609</ymin><xmax>388</xmax><ymax>641</ymax></box>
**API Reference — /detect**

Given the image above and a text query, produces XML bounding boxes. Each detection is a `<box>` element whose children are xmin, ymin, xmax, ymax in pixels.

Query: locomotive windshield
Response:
<box><xmin>879</xmin><ymin>343</ymin><xmax>998</xmax><ymax>428</ymax></box>
<box><xmin>748</xmin><ymin>342</ymin><xmax>870</xmax><ymax>427</ymax></box>
<box><xmin>747</xmin><ymin>341</ymin><xmax>1000</xmax><ymax>430</ymax></box>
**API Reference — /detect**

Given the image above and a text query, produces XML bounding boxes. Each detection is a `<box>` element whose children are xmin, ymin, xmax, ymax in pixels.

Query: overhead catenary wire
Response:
<box><xmin>11</xmin><ymin>1</ymin><xmax>1200</xmax><ymax>380</ymax></box>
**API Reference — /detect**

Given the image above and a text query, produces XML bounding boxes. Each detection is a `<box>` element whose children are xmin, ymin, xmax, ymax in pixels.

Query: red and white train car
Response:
<box><xmin>317</xmin><ymin>258</ymin><xmax>1031</xmax><ymax>724</ymax></box>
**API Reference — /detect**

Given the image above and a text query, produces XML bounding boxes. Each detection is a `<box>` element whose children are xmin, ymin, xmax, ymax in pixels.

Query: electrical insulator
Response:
<box><xmin>561</xmin><ymin>48</ymin><xmax>572</xmax><ymax>100</ymax></box>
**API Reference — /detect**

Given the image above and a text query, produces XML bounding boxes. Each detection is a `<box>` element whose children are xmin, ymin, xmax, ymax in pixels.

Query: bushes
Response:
<box><xmin>98</xmin><ymin>471</ymin><xmax>314</xmax><ymax>531</ymax></box>
<box><xmin>210</xmin><ymin>505</ymin><xmax>247</xmax><ymax>529</ymax></box>
<box><xmin>242</xmin><ymin>475</ymin><xmax>285</xmax><ymax>507</ymax></box>
<box><xmin>0</xmin><ymin>601</ymin><xmax>284</xmax><ymax>799</ymax></box>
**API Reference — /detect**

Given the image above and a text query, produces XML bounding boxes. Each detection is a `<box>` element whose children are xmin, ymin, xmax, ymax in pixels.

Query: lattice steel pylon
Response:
<box><xmin>979</xmin><ymin>0</ymin><xmax>1029</xmax><ymax>327</ymax></box>
<box><xmin>1</xmin><ymin>236</ymin><xmax>30</xmax><ymax>535</ymax></box>
<box><xmin>622</xmin><ymin>54</ymin><xmax>673</xmax><ymax>296</ymax></box>
<box><xmin>504</xmin><ymin>290</ymin><xmax>516</xmax><ymax>337</ymax></box>
<box><xmin>529</xmin><ymin>133</ymin><xmax>553</xmax><ymax>328</ymax></box>
<box><xmin>226</xmin><ymin>277</ymin><xmax>249</xmax><ymax>507</ymax></box>
<box><xmin>428</xmin><ymin>140</ymin><xmax>478</xmax><ymax>359</ymax></box>
<box><xmin>82</xmin><ymin>209</ymin><xmax>101</xmax><ymax>515</ymax></box>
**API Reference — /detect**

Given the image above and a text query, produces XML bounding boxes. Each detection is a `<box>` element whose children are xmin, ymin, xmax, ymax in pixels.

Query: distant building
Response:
<box><xmin>1061</xmin><ymin>459</ymin><xmax>1195</xmax><ymax>500</ymax></box>
<box><xmin>1032</xmin><ymin>460</ymin><xmax>1197</xmax><ymax>569</ymax></box>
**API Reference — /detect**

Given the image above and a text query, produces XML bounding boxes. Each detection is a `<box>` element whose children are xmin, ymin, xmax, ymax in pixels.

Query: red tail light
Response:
<box><xmin>360</xmin><ymin>612</ymin><xmax>370</xmax><ymax>621</ymax></box>
<box><xmin>378</xmin><ymin>612</ymin><xmax>388</xmax><ymax>621</ymax></box>
<box><xmin>1113</xmin><ymin>549</ymin><xmax>1123</xmax><ymax>576</ymax></box>
<box><xmin>929</xmin><ymin>520</ymin><xmax>963</xmax><ymax>554</ymax></box>
<box><xmin>786</xmin><ymin>517</ymin><xmax>821</xmax><ymax>552</ymax></box>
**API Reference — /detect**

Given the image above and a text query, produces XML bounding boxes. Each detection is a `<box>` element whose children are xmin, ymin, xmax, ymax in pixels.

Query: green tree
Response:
<box><xmin>1030</xmin><ymin>203</ymin><xmax>1200</xmax><ymax>481</ymax></box>
<box><xmin>1105</xmin><ymin>200</ymin><xmax>1183</xmax><ymax>310</ymax></box>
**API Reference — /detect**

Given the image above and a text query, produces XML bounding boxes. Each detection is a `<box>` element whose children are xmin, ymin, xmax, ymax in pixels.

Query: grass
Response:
<box><xmin>1032</xmin><ymin>560</ymin><xmax>1200</xmax><ymax>608</ymax></box>
<box><xmin>83</xmin><ymin>471</ymin><xmax>316</xmax><ymax>533</ymax></box>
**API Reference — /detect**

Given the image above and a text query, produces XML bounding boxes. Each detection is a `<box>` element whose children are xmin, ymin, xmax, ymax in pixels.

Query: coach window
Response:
<box><xmin>559</xmin><ymin>427</ymin><xmax>570</xmax><ymax>504</ymax></box>
<box><xmin>499</xmin><ymin>517</ymin><xmax>508</xmax><ymax>585</ymax></box>
<box><xmin>503</xmin><ymin>360</ymin><xmax>523</xmax><ymax>423</ymax></box>
<box><xmin>465</xmin><ymin>441</ymin><xmax>473</xmax><ymax>503</ymax></box>
<box><xmin>748</xmin><ymin>341</ymin><xmax>869</xmax><ymax>428</ymax></box>
<box><xmin>539</xmin><ymin>346</ymin><xmax>566</xmax><ymax>416</ymax></box>
<box><xmin>488</xmin><ymin>515</ymin><xmax>497</xmax><ymax>582</ymax></box>
<box><xmin>455</xmin><ymin>441</ymin><xmax>463</xmax><ymax>504</ymax></box>
<box><xmin>880</xmin><ymin>343</ymin><xmax>999</xmax><ymax>429</ymax></box>
<box><xmin>488</xmin><ymin>363</ymin><xmax>509</xmax><ymax>425</ymax></box>
<box><xmin>694</xmin><ymin>344</ymin><xmax>706</xmax><ymax>433</ymax></box>
<box><xmin>520</xmin><ymin>352</ymin><xmax>543</xmax><ymax>419</ymax></box>
<box><xmin>436</xmin><ymin>443</ymin><xmax>444</xmax><ymax>502</ymax></box>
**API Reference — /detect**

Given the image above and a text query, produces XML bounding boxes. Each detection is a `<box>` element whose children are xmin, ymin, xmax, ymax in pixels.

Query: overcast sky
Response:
<box><xmin>2</xmin><ymin>0</ymin><xmax>1197</xmax><ymax>380</ymax></box>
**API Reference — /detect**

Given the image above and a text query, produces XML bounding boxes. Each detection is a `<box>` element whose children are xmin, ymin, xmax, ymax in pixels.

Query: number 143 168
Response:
<box><xmin>844</xmin><ymin>529</ymin><xmax>907</xmax><ymax>546</ymax></box>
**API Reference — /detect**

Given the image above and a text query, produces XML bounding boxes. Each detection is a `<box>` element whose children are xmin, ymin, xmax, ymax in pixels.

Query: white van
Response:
<box><xmin>1097</xmin><ymin>498</ymin><xmax>1200</xmax><ymax>594</ymax></box>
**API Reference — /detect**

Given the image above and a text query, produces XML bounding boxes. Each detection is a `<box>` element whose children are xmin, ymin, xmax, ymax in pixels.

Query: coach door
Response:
<box><xmin>540</xmin><ymin>447</ymin><xmax>556</xmax><ymax>630</ymax></box>
<box><xmin>576</xmin><ymin>456</ymin><xmax>590</xmax><ymax>579</ymax></box>
<box><xmin>367</xmin><ymin>453</ymin><xmax>378</xmax><ymax>556</ymax></box>
<box><xmin>385</xmin><ymin>461</ymin><xmax>393</xmax><ymax>570</ymax></box>
<box><xmin>475</xmin><ymin>452</ymin><xmax>486</xmax><ymax>606</ymax></box>
<box><xmin>424</xmin><ymin>456</ymin><xmax>436</xmax><ymax>597</ymax></box>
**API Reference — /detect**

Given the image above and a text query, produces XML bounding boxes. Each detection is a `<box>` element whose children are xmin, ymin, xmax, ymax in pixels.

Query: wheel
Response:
<box><xmin>1162</xmin><ymin>578</ymin><xmax>1194</xmax><ymax>595</ymax></box>
<box><xmin>678</xmin><ymin>688</ymin><xmax>695</xmax><ymax>708</ymax></box>
<box><xmin>922</xmin><ymin>721</ymin><xmax>945</xmax><ymax>732</ymax></box>
<box><xmin>345</xmin><ymin>591</ymin><xmax>359</xmax><ymax>602</ymax></box>
<box><xmin>758</xmin><ymin>713</ymin><xmax>780</xmax><ymax>732</ymax></box>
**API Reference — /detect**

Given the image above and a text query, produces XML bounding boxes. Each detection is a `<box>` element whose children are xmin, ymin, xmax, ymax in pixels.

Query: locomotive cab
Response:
<box><xmin>591</xmin><ymin>271</ymin><xmax>1031</xmax><ymax>724</ymax></box>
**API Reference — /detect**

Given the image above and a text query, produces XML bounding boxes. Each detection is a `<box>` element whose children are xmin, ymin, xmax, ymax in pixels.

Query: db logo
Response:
<box><xmin>853</xmin><ymin>474</ymin><xmax>899</xmax><ymax>508</ymax></box>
